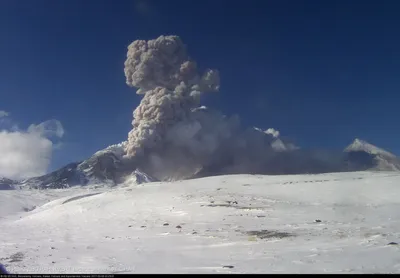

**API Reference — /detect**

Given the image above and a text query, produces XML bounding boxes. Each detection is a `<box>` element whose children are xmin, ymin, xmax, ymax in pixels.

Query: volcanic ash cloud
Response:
<box><xmin>123</xmin><ymin>35</ymin><xmax>281</xmax><ymax>180</ymax></box>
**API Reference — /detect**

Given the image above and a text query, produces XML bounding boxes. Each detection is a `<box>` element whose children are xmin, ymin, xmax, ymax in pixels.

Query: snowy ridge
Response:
<box><xmin>0</xmin><ymin>177</ymin><xmax>16</xmax><ymax>190</ymax></box>
<box><xmin>345</xmin><ymin>139</ymin><xmax>396</xmax><ymax>158</ymax></box>
<box><xmin>123</xmin><ymin>169</ymin><xmax>159</xmax><ymax>186</ymax></box>
<box><xmin>252</xmin><ymin>127</ymin><xmax>298</xmax><ymax>152</ymax></box>
<box><xmin>1</xmin><ymin>172</ymin><xmax>400</xmax><ymax>274</ymax></box>
<box><xmin>91</xmin><ymin>142</ymin><xmax>127</xmax><ymax>160</ymax></box>
<box><xmin>344</xmin><ymin>139</ymin><xmax>400</xmax><ymax>171</ymax></box>
<box><xmin>5</xmin><ymin>138</ymin><xmax>400</xmax><ymax>190</ymax></box>
<box><xmin>132</xmin><ymin>169</ymin><xmax>158</xmax><ymax>184</ymax></box>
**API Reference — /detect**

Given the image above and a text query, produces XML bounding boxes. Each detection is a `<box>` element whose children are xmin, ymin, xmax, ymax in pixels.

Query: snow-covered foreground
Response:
<box><xmin>1</xmin><ymin>172</ymin><xmax>400</xmax><ymax>274</ymax></box>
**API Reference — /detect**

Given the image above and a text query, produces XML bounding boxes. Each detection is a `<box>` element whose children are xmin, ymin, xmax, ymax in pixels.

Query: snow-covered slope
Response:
<box><xmin>344</xmin><ymin>139</ymin><xmax>400</xmax><ymax>171</ymax></box>
<box><xmin>7</xmin><ymin>138</ymin><xmax>400</xmax><ymax>190</ymax></box>
<box><xmin>345</xmin><ymin>139</ymin><xmax>396</xmax><ymax>158</ymax></box>
<box><xmin>124</xmin><ymin>169</ymin><xmax>158</xmax><ymax>185</ymax></box>
<box><xmin>1</xmin><ymin>172</ymin><xmax>400</xmax><ymax>274</ymax></box>
<box><xmin>0</xmin><ymin>178</ymin><xmax>17</xmax><ymax>190</ymax></box>
<box><xmin>18</xmin><ymin>143</ymin><xmax>129</xmax><ymax>189</ymax></box>
<box><xmin>0</xmin><ymin>187</ymin><xmax>110</xmax><ymax>219</ymax></box>
<box><xmin>19</xmin><ymin>163</ymin><xmax>85</xmax><ymax>189</ymax></box>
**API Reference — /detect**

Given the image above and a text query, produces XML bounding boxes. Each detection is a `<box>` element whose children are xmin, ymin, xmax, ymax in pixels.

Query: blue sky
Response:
<box><xmin>0</xmin><ymin>0</ymin><xmax>399</xmax><ymax>174</ymax></box>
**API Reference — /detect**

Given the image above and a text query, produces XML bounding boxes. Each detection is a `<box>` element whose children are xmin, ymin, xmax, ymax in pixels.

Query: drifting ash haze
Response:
<box><xmin>121</xmin><ymin>35</ymin><xmax>297</xmax><ymax>181</ymax></box>
<box><xmin>1</xmin><ymin>35</ymin><xmax>400</xmax><ymax>275</ymax></box>
<box><xmin>1</xmin><ymin>34</ymin><xmax>400</xmax><ymax>190</ymax></box>
<box><xmin>120</xmin><ymin>35</ymin><xmax>400</xmax><ymax>181</ymax></box>
<box><xmin>0</xmin><ymin>35</ymin><xmax>399</xmax><ymax>190</ymax></box>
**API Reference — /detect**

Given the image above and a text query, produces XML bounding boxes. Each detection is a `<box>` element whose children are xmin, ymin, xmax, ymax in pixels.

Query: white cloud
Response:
<box><xmin>0</xmin><ymin>110</ymin><xmax>9</xmax><ymax>118</ymax></box>
<box><xmin>27</xmin><ymin>119</ymin><xmax>65</xmax><ymax>138</ymax></box>
<box><xmin>0</xmin><ymin>118</ymin><xmax>64</xmax><ymax>180</ymax></box>
<box><xmin>264</xmin><ymin>128</ymin><xmax>280</xmax><ymax>138</ymax></box>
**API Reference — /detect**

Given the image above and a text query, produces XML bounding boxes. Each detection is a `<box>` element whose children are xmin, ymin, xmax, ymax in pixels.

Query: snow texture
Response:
<box><xmin>1</xmin><ymin>172</ymin><xmax>400</xmax><ymax>274</ymax></box>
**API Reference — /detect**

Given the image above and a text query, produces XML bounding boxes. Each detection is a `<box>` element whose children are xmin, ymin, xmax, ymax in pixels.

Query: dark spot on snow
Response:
<box><xmin>50</xmin><ymin>247</ymin><xmax>56</xmax><ymax>250</ymax></box>
<box><xmin>207</xmin><ymin>203</ymin><xmax>266</xmax><ymax>211</ymax></box>
<box><xmin>242</xmin><ymin>184</ymin><xmax>251</xmax><ymax>186</ymax></box>
<box><xmin>52</xmin><ymin>261</ymin><xmax>56</xmax><ymax>264</ymax></box>
<box><xmin>388</xmin><ymin>242</ymin><xmax>398</xmax><ymax>245</ymax></box>
<box><xmin>208</xmin><ymin>203</ymin><xmax>231</xmax><ymax>208</ymax></box>
<box><xmin>192</xmin><ymin>231</ymin><xmax>198</xmax><ymax>235</ymax></box>
<box><xmin>8</xmin><ymin>252</ymin><xmax>24</xmax><ymax>263</ymax></box>
<box><xmin>62</xmin><ymin>193</ymin><xmax>102</xmax><ymax>204</ymax></box>
<box><xmin>216</xmin><ymin>188</ymin><xmax>222</xmax><ymax>191</ymax></box>
<box><xmin>238</xmin><ymin>206</ymin><xmax>265</xmax><ymax>210</ymax></box>
<box><xmin>315</xmin><ymin>219</ymin><xmax>322</xmax><ymax>223</ymax></box>
<box><xmin>176</xmin><ymin>225</ymin><xmax>182</xmax><ymax>229</ymax></box>
<box><xmin>246</xmin><ymin>230</ymin><xmax>293</xmax><ymax>240</ymax></box>
<box><xmin>223</xmin><ymin>265</ymin><xmax>234</xmax><ymax>269</ymax></box>
<box><xmin>128</xmin><ymin>225</ymin><xmax>132</xmax><ymax>228</ymax></box>
<box><xmin>257</xmin><ymin>215</ymin><xmax>266</xmax><ymax>218</ymax></box>
<box><xmin>111</xmin><ymin>270</ymin><xmax>131</xmax><ymax>274</ymax></box>
<box><xmin>23</xmin><ymin>206</ymin><xmax>36</xmax><ymax>212</ymax></box>
<box><xmin>232</xmin><ymin>201</ymin><xmax>238</xmax><ymax>205</ymax></box>
<box><xmin>210</xmin><ymin>201</ymin><xmax>215</xmax><ymax>203</ymax></box>
<box><xmin>141</xmin><ymin>226</ymin><xmax>146</xmax><ymax>228</ymax></box>
<box><xmin>163</xmin><ymin>223</ymin><xmax>169</xmax><ymax>226</ymax></box>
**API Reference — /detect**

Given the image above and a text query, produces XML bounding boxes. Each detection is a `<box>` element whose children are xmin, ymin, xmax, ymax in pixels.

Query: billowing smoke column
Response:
<box><xmin>123</xmin><ymin>35</ymin><xmax>292</xmax><ymax>180</ymax></box>
<box><xmin>124</xmin><ymin>36</ymin><xmax>220</xmax><ymax>156</ymax></box>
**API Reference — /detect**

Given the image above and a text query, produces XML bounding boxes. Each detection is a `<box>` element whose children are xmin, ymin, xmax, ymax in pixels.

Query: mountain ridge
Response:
<box><xmin>344</xmin><ymin>138</ymin><xmax>397</xmax><ymax>158</ymax></box>
<box><xmin>344</xmin><ymin>138</ymin><xmax>400</xmax><ymax>172</ymax></box>
<box><xmin>1</xmin><ymin>138</ymin><xmax>399</xmax><ymax>190</ymax></box>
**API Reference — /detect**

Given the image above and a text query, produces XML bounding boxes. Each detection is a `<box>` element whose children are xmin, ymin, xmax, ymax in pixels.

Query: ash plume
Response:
<box><xmin>122</xmin><ymin>35</ymin><xmax>290</xmax><ymax>180</ymax></box>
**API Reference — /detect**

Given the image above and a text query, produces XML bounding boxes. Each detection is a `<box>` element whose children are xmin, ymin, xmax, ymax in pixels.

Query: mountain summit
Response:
<box><xmin>345</xmin><ymin>138</ymin><xmax>397</xmax><ymax>158</ymax></box>
<box><xmin>344</xmin><ymin>139</ymin><xmax>400</xmax><ymax>171</ymax></box>
<box><xmin>2</xmin><ymin>138</ymin><xmax>399</xmax><ymax>190</ymax></box>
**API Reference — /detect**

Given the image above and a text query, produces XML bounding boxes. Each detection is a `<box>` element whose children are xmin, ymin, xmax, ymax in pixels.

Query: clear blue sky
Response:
<box><xmin>1</xmin><ymin>0</ymin><xmax>399</xmax><ymax>171</ymax></box>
